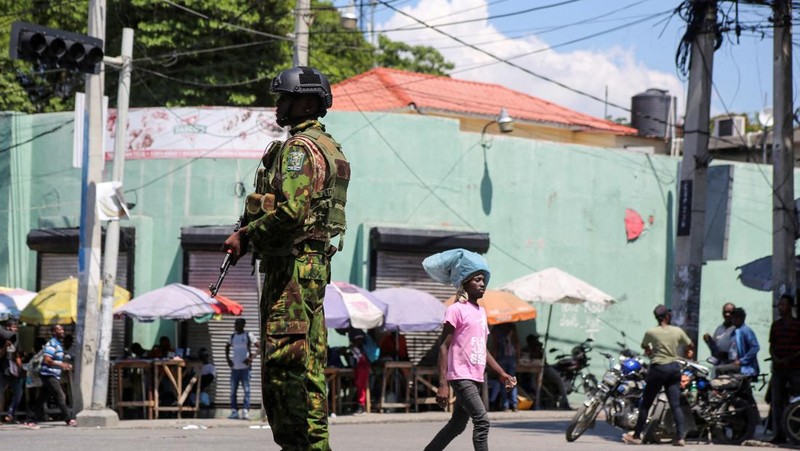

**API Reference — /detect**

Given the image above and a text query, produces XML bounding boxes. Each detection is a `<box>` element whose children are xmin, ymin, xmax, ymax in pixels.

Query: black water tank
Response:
<box><xmin>631</xmin><ymin>89</ymin><xmax>671</xmax><ymax>137</ymax></box>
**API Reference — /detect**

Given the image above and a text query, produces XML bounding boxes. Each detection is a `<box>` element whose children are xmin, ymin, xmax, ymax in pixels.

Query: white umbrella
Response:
<box><xmin>0</xmin><ymin>288</ymin><xmax>36</xmax><ymax>320</ymax></box>
<box><xmin>114</xmin><ymin>283</ymin><xmax>221</xmax><ymax>322</ymax></box>
<box><xmin>500</xmin><ymin>267</ymin><xmax>615</xmax><ymax>306</ymax></box>
<box><xmin>500</xmin><ymin>267</ymin><xmax>614</xmax><ymax>408</ymax></box>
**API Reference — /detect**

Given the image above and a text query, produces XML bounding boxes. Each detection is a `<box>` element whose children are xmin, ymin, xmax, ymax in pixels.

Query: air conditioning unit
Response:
<box><xmin>713</xmin><ymin>115</ymin><xmax>746</xmax><ymax>138</ymax></box>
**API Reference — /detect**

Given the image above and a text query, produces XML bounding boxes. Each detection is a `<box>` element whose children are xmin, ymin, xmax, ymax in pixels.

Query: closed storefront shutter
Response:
<box><xmin>373</xmin><ymin>250</ymin><xmax>448</xmax><ymax>365</ymax></box>
<box><xmin>183</xmin><ymin>248</ymin><xmax>262</xmax><ymax>410</ymax></box>
<box><xmin>37</xmin><ymin>252</ymin><xmax>130</xmax><ymax>359</ymax></box>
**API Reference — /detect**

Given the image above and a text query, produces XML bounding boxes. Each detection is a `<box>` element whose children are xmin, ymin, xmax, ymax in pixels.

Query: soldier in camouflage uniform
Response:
<box><xmin>223</xmin><ymin>66</ymin><xmax>349</xmax><ymax>451</ymax></box>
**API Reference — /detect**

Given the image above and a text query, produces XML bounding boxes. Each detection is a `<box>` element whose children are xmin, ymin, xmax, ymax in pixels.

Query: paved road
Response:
<box><xmin>0</xmin><ymin>416</ymin><xmax>780</xmax><ymax>451</ymax></box>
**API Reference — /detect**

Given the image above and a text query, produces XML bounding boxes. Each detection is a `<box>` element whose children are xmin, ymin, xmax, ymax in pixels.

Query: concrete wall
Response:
<box><xmin>0</xmin><ymin>109</ymin><xmax>793</xmax><ymax>384</ymax></box>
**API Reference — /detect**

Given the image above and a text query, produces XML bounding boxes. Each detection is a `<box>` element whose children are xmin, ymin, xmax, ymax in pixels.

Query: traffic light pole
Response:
<box><xmin>671</xmin><ymin>0</ymin><xmax>716</xmax><ymax>345</ymax></box>
<box><xmin>88</xmin><ymin>28</ymin><xmax>134</xmax><ymax>422</ymax></box>
<box><xmin>73</xmin><ymin>0</ymin><xmax>106</xmax><ymax>423</ymax></box>
<box><xmin>772</xmin><ymin>0</ymin><xmax>796</xmax><ymax>315</ymax></box>
<box><xmin>293</xmin><ymin>0</ymin><xmax>310</xmax><ymax>66</ymax></box>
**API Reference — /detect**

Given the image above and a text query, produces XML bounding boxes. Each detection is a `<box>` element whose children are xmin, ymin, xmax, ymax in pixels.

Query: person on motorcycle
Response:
<box><xmin>721</xmin><ymin>307</ymin><xmax>760</xmax><ymax>377</ymax></box>
<box><xmin>703</xmin><ymin>302</ymin><xmax>735</xmax><ymax>365</ymax></box>
<box><xmin>769</xmin><ymin>294</ymin><xmax>800</xmax><ymax>444</ymax></box>
<box><xmin>622</xmin><ymin>304</ymin><xmax>695</xmax><ymax>447</ymax></box>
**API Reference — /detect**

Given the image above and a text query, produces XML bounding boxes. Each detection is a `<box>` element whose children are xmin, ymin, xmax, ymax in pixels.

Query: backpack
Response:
<box><xmin>28</xmin><ymin>349</ymin><xmax>45</xmax><ymax>375</ymax></box>
<box><xmin>25</xmin><ymin>350</ymin><xmax>44</xmax><ymax>388</ymax></box>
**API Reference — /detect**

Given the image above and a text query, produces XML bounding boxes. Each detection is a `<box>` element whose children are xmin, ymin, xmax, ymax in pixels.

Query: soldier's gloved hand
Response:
<box><xmin>222</xmin><ymin>228</ymin><xmax>249</xmax><ymax>263</ymax></box>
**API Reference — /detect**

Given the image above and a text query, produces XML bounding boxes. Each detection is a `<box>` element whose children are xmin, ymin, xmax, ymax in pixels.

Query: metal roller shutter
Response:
<box><xmin>185</xmin><ymin>251</ymin><xmax>262</xmax><ymax>410</ymax></box>
<box><xmin>373</xmin><ymin>251</ymin><xmax>451</xmax><ymax>365</ymax></box>
<box><xmin>38</xmin><ymin>252</ymin><xmax>129</xmax><ymax>359</ymax></box>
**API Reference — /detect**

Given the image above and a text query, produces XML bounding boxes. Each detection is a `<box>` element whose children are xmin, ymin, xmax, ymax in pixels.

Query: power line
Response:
<box><xmin>159</xmin><ymin>0</ymin><xmax>293</xmax><ymax>42</ymax></box>
<box><xmin>136</xmin><ymin>66</ymin><xmax>273</xmax><ymax>88</ymax></box>
<box><xmin>375</xmin><ymin>0</ymin><xmax>669</xmax><ymax>119</ymax></box>
<box><xmin>0</xmin><ymin>119</ymin><xmax>74</xmax><ymax>154</ymax></box>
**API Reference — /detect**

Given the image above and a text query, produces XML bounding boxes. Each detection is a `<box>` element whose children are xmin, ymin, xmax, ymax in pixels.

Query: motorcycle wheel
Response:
<box><xmin>642</xmin><ymin>400</ymin><xmax>674</xmax><ymax>444</ymax></box>
<box><xmin>565</xmin><ymin>396</ymin><xmax>603</xmax><ymax>442</ymax></box>
<box><xmin>711</xmin><ymin>397</ymin><xmax>758</xmax><ymax>445</ymax></box>
<box><xmin>782</xmin><ymin>401</ymin><xmax>800</xmax><ymax>445</ymax></box>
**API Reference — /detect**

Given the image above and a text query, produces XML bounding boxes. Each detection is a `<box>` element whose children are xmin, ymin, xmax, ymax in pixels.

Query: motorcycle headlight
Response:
<box><xmin>603</xmin><ymin>372</ymin><xmax>620</xmax><ymax>387</ymax></box>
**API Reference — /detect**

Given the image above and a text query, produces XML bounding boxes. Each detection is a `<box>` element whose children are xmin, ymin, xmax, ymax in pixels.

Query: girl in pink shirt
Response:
<box><xmin>422</xmin><ymin>249</ymin><xmax>515</xmax><ymax>451</ymax></box>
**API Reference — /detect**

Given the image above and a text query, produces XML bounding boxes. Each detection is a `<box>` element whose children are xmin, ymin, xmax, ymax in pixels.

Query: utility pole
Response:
<box><xmin>82</xmin><ymin>28</ymin><xmax>134</xmax><ymax>427</ymax></box>
<box><xmin>772</xmin><ymin>0</ymin><xmax>796</xmax><ymax>315</ymax></box>
<box><xmin>73</xmin><ymin>0</ymin><xmax>106</xmax><ymax>415</ymax></box>
<box><xmin>293</xmin><ymin>0</ymin><xmax>310</xmax><ymax>66</ymax></box>
<box><xmin>672</xmin><ymin>0</ymin><xmax>716</xmax><ymax>345</ymax></box>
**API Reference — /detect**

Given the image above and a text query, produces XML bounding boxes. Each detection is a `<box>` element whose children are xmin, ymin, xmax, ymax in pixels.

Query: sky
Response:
<box><xmin>335</xmin><ymin>0</ymin><xmax>789</xmax><ymax>124</ymax></box>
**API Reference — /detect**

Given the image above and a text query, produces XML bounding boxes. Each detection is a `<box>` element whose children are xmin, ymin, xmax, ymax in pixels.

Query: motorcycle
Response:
<box><xmin>782</xmin><ymin>393</ymin><xmax>800</xmax><ymax>444</ymax></box>
<box><xmin>642</xmin><ymin>358</ymin><xmax>761</xmax><ymax>445</ymax></box>
<box><xmin>565</xmin><ymin>347</ymin><xmax>647</xmax><ymax>441</ymax></box>
<box><xmin>548</xmin><ymin>338</ymin><xmax>597</xmax><ymax>397</ymax></box>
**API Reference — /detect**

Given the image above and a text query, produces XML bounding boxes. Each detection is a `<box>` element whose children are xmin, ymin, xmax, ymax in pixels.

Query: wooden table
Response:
<box><xmin>376</xmin><ymin>361</ymin><xmax>412</xmax><ymax>413</ymax></box>
<box><xmin>412</xmin><ymin>366</ymin><xmax>455</xmax><ymax>412</ymax></box>
<box><xmin>153</xmin><ymin>359</ymin><xmax>202</xmax><ymax>419</ymax></box>
<box><xmin>324</xmin><ymin>368</ymin><xmax>344</xmax><ymax>415</ymax></box>
<box><xmin>325</xmin><ymin>368</ymin><xmax>370</xmax><ymax>415</ymax></box>
<box><xmin>517</xmin><ymin>359</ymin><xmax>544</xmax><ymax>408</ymax></box>
<box><xmin>111</xmin><ymin>359</ymin><xmax>155</xmax><ymax>419</ymax></box>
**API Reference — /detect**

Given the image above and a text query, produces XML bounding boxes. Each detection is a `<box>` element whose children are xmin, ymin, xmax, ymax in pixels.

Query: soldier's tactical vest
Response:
<box><xmin>248</xmin><ymin>127</ymin><xmax>349</xmax><ymax>257</ymax></box>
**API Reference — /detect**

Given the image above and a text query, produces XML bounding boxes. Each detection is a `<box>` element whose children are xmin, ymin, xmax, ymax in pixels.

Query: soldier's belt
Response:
<box><xmin>296</xmin><ymin>240</ymin><xmax>328</xmax><ymax>254</ymax></box>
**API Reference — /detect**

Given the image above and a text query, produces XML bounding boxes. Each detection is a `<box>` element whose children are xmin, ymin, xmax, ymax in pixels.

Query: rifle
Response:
<box><xmin>209</xmin><ymin>216</ymin><xmax>245</xmax><ymax>298</ymax></box>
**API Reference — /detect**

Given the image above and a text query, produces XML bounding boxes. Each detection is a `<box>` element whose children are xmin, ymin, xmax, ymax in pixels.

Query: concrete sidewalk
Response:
<box><xmin>7</xmin><ymin>402</ymin><xmax>771</xmax><ymax>431</ymax></box>
<box><xmin>105</xmin><ymin>401</ymin><xmax>772</xmax><ymax>430</ymax></box>
<box><xmin>38</xmin><ymin>409</ymin><xmax>576</xmax><ymax>430</ymax></box>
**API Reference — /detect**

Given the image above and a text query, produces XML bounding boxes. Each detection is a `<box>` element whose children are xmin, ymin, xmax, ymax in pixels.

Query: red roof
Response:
<box><xmin>331</xmin><ymin>67</ymin><xmax>636</xmax><ymax>135</ymax></box>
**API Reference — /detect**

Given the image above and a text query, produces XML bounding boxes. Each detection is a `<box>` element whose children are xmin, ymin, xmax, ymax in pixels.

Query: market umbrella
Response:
<box><xmin>202</xmin><ymin>290</ymin><xmax>244</xmax><ymax>316</ymax></box>
<box><xmin>372</xmin><ymin>287</ymin><xmax>446</xmax><ymax>332</ymax></box>
<box><xmin>114</xmin><ymin>283</ymin><xmax>241</xmax><ymax>322</ymax></box>
<box><xmin>736</xmin><ymin>255</ymin><xmax>800</xmax><ymax>292</ymax></box>
<box><xmin>0</xmin><ymin>288</ymin><xmax>36</xmax><ymax>320</ymax></box>
<box><xmin>21</xmin><ymin>277</ymin><xmax>130</xmax><ymax>325</ymax></box>
<box><xmin>444</xmin><ymin>290</ymin><xmax>537</xmax><ymax>325</ymax></box>
<box><xmin>323</xmin><ymin>281</ymin><xmax>388</xmax><ymax>330</ymax></box>
<box><xmin>500</xmin><ymin>267</ymin><xmax>614</xmax><ymax>408</ymax></box>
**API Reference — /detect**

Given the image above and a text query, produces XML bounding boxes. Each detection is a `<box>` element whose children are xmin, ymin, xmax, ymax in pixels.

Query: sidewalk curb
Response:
<box><xmin>53</xmin><ymin>410</ymin><xmax>578</xmax><ymax>430</ymax></box>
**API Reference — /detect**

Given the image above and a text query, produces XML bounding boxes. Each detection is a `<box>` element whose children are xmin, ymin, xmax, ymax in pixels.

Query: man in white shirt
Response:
<box><xmin>226</xmin><ymin>318</ymin><xmax>258</xmax><ymax>419</ymax></box>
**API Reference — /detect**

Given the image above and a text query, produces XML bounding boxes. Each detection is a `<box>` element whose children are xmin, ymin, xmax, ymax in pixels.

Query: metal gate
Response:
<box><xmin>184</xmin><ymin>250</ymin><xmax>262</xmax><ymax>410</ymax></box>
<box><xmin>37</xmin><ymin>252</ymin><xmax>129</xmax><ymax>359</ymax></box>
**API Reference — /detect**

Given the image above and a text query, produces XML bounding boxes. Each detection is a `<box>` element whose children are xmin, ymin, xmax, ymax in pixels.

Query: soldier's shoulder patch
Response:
<box><xmin>286</xmin><ymin>148</ymin><xmax>306</xmax><ymax>172</ymax></box>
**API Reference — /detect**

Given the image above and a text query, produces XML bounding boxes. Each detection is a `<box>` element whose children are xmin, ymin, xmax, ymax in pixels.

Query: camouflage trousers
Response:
<box><xmin>260</xmin><ymin>250</ymin><xmax>330</xmax><ymax>451</ymax></box>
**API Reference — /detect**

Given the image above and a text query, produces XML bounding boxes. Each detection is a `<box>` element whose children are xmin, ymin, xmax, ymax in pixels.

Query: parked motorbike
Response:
<box><xmin>642</xmin><ymin>358</ymin><xmax>761</xmax><ymax>445</ymax></box>
<box><xmin>548</xmin><ymin>338</ymin><xmax>597</xmax><ymax>396</ymax></box>
<box><xmin>565</xmin><ymin>348</ymin><xmax>647</xmax><ymax>441</ymax></box>
<box><xmin>782</xmin><ymin>393</ymin><xmax>800</xmax><ymax>445</ymax></box>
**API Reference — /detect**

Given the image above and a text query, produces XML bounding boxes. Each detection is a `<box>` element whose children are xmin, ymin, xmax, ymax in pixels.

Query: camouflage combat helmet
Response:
<box><xmin>270</xmin><ymin>66</ymin><xmax>333</xmax><ymax>115</ymax></box>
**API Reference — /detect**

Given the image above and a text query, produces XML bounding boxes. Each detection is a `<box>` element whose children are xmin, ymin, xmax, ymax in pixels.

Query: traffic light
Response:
<box><xmin>9</xmin><ymin>21</ymin><xmax>104</xmax><ymax>74</ymax></box>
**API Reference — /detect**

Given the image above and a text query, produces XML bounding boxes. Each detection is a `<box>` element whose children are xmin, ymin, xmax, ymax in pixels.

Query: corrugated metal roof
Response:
<box><xmin>331</xmin><ymin>67</ymin><xmax>636</xmax><ymax>135</ymax></box>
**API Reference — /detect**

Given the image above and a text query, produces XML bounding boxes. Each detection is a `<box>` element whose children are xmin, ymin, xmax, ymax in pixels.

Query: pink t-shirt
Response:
<box><xmin>444</xmin><ymin>301</ymin><xmax>489</xmax><ymax>382</ymax></box>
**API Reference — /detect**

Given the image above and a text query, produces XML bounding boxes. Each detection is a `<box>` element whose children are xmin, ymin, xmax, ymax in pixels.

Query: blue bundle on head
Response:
<box><xmin>422</xmin><ymin>248</ymin><xmax>491</xmax><ymax>288</ymax></box>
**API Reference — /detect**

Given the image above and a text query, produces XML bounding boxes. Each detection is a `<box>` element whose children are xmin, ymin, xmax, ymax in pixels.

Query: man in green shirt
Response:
<box><xmin>623</xmin><ymin>305</ymin><xmax>695</xmax><ymax>447</ymax></box>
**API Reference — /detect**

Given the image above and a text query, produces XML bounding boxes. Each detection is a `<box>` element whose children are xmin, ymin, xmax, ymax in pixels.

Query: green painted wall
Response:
<box><xmin>0</xmin><ymin>110</ymin><xmax>794</xmax><ymax>384</ymax></box>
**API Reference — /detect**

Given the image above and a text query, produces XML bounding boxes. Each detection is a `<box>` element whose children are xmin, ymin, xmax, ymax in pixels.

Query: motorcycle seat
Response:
<box><xmin>555</xmin><ymin>358</ymin><xmax>578</xmax><ymax>371</ymax></box>
<box><xmin>710</xmin><ymin>375</ymin><xmax>743</xmax><ymax>390</ymax></box>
